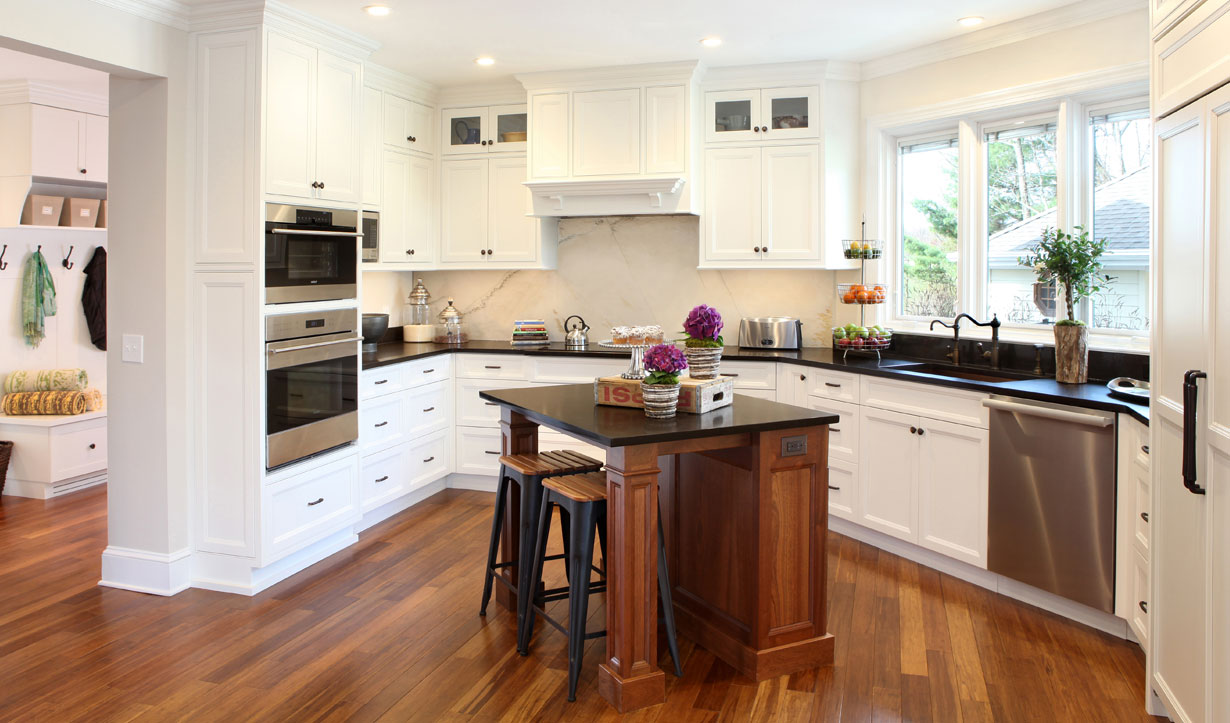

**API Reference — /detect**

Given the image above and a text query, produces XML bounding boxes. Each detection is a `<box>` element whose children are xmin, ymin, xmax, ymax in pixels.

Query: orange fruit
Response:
<box><xmin>856</xmin><ymin>289</ymin><xmax>871</xmax><ymax>303</ymax></box>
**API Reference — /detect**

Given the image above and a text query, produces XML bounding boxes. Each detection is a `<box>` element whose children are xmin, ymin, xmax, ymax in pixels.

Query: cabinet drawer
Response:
<box><xmin>806</xmin><ymin>397</ymin><xmax>859</xmax><ymax>463</ymax></box>
<box><xmin>860</xmin><ymin>376</ymin><xmax>987</xmax><ymax>428</ymax></box>
<box><xmin>456</xmin><ymin>426</ymin><xmax>503</xmax><ymax>475</ymax></box>
<box><xmin>456</xmin><ymin>354</ymin><xmax>528</xmax><ymax>379</ymax></box>
<box><xmin>717</xmin><ymin>360</ymin><xmax>775</xmax><ymax>390</ymax></box>
<box><xmin>360</xmin><ymin>393</ymin><xmax>405</xmax><ymax>453</ymax></box>
<box><xmin>360</xmin><ymin>445</ymin><xmax>410</xmax><ymax>512</ymax></box>
<box><xmin>531</xmin><ymin>356</ymin><xmax>627</xmax><ymax>383</ymax></box>
<box><xmin>49</xmin><ymin>420</ymin><xmax>108</xmax><ymax>481</ymax></box>
<box><xmin>403</xmin><ymin>355</ymin><xmax>451</xmax><ymax>388</ymax></box>
<box><xmin>407</xmin><ymin>429</ymin><xmax>450</xmax><ymax>489</ymax></box>
<box><xmin>827</xmin><ymin>457</ymin><xmax>857</xmax><ymax>522</ymax></box>
<box><xmin>266</xmin><ymin>455</ymin><xmax>358</xmax><ymax>558</ymax></box>
<box><xmin>361</xmin><ymin>365</ymin><xmax>404</xmax><ymax>399</ymax></box>
<box><xmin>406</xmin><ymin>381</ymin><xmax>450</xmax><ymax>438</ymax></box>
<box><xmin>1133</xmin><ymin>458</ymin><xmax>1151</xmax><ymax>556</ymax></box>
<box><xmin>807</xmin><ymin>369</ymin><xmax>859</xmax><ymax>404</ymax></box>
<box><xmin>1130</xmin><ymin>548</ymin><xmax>1149</xmax><ymax>645</ymax></box>
<box><xmin>457</xmin><ymin>379</ymin><xmax>540</xmax><ymax>427</ymax></box>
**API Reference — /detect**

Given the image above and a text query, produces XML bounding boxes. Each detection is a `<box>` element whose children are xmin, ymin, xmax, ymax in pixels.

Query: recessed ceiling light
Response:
<box><xmin>475</xmin><ymin>56</ymin><xmax>496</xmax><ymax>66</ymax></box>
<box><xmin>958</xmin><ymin>16</ymin><xmax>984</xmax><ymax>27</ymax></box>
<box><xmin>700</xmin><ymin>36</ymin><xmax>723</xmax><ymax>48</ymax></box>
<box><xmin>364</xmin><ymin>4</ymin><xmax>391</xmax><ymax>16</ymax></box>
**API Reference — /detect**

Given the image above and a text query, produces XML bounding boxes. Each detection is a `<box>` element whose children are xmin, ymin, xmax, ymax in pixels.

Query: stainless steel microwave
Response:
<box><xmin>361</xmin><ymin>210</ymin><xmax>379</xmax><ymax>263</ymax></box>
<box><xmin>264</xmin><ymin>203</ymin><xmax>359</xmax><ymax>304</ymax></box>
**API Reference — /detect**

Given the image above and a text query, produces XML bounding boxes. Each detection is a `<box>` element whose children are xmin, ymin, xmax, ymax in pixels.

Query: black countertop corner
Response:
<box><xmin>363</xmin><ymin>340</ymin><xmax>1150</xmax><ymax>425</ymax></box>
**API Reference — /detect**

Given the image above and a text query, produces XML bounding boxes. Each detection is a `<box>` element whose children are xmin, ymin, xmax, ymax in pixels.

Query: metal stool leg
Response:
<box><xmin>515</xmin><ymin>473</ymin><xmax>546</xmax><ymax>653</ymax></box>
<box><xmin>566</xmin><ymin>499</ymin><xmax>598</xmax><ymax>702</ymax></box>
<box><xmin>479</xmin><ymin>466</ymin><xmax>510</xmax><ymax>616</ymax></box>
<box><xmin>658</xmin><ymin>514</ymin><xmax>683</xmax><ymax>677</ymax></box>
<box><xmin>520</xmin><ymin>492</ymin><xmax>555</xmax><ymax>655</ymax></box>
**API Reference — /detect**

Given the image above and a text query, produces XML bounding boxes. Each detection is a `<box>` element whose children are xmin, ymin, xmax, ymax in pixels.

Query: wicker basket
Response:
<box><xmin>0</xmin><ymin>441</ymin><xmax>12</xmax><ymax>497</ymax></box>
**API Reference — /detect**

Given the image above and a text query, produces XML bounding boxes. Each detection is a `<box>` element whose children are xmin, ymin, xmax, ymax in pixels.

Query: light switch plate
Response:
<box><xmin>121</xmin><ymin>334</ymin><xmax>143</xmax><ymax>363</ymax></box>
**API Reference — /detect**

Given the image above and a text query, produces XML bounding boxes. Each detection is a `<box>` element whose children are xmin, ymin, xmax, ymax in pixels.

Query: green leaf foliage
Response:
<box><xmin>643</xmin><ymin>371</ymin><xmax>680</xmax><ymax>386</ymax></box>
<box><xmin>1018</xmin><ymin>226</ymin><xmax>1109</xmax><ymax>322</ymax></box>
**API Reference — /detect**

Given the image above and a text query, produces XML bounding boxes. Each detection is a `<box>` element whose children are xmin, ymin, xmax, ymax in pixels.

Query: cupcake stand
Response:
<box><xmin>599</xmin><ymin>341</ymin><xmax>654</xmax><ymax>379</ymax></box>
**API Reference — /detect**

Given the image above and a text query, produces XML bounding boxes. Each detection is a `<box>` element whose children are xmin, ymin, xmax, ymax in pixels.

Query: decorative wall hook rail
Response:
<box><xmin>62</xmin><ymin>246</ymin><xmax>74</xmax><ymax>270</ymax></box>
<box><xmin>0</xmin><ymin>244</ymin><xmax>7</xmax><ymax>271</ymax></box>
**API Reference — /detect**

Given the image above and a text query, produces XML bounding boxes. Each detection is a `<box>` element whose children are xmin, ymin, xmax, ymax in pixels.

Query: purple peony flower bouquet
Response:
<box><xmin>643</xmin><ymin>343</ymin><xmax>688</xmax><ymax>386</ymax></box>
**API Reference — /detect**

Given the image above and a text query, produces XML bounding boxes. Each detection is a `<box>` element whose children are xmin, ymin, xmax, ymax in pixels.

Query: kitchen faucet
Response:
<box><xmin>929</xmin><ymin>313</ymin><xmax>1001</xmax><ymax>368</ymax></box>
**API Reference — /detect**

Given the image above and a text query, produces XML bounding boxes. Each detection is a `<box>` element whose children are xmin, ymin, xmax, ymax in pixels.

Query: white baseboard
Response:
<box><xmin>3</xmin><ymin>472</ymin><xmax>107</xmax><ymax>499</ymax></box>
<box><xmin>192</xmin><ymin>528</ymin><xmax>358</xmax><ymax>596</ymax></box>
<box><xmin>99</xmin><ymin>545</ymin><xmax>192</xmax><ymax>596</ymax></box>
<box><xmin>357</xmin><ymin>478</ymin><xmax>447</xmax><ymax>533</ymax></box>
<box><xmin>446</xmin><ymin>472</ymin><xmax>497</xmax><ymax>492</ymax></box>
<box><xmin>830</xmin><ymin>516</ymin><xmax>1130</xmax><ymax>638</ymax></box>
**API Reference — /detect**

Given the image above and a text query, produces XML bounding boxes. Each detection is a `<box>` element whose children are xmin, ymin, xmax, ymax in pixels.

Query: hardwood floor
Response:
<box><xmin>0</xmin><ymin>486</ymin><xmax>1160</xmax><ymax>722</ymax></box>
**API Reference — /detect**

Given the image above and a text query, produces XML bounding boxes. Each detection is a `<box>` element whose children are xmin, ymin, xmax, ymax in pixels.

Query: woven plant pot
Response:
<box><xmin>0</xmin><ymin>441</ymin><xmax>12</xmax><ymax>497</ymax></box>
<box><xmin>684</xmin><ymin>346</ymin><xmax>723</xmax><ymax>380</ymax></box>
<box><xmin>641</xmin><ymin>383</ymin><xmax>681</xmax><ymax>419</ymax></box>
<box><xmin>1054</xmin><ymin>324</ymin><xmax>1089</xmax><ymax>384</ymax></box>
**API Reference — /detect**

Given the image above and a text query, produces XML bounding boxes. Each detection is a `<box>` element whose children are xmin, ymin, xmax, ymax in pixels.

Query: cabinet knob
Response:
<box><xmin>406</xmin><ymin>249</ymin><xmax>415</xmax><ymax>255</ymax></box>
<box><xmin>917</xmin><ymin>428</ymin><xmax>925</xmax><ymax>436</ymax></box>
<box><xmin>79</xmin><ymin>168</ymin><xmax>87</xmax><ymax>174</ymax></box>
<box><xmin>319</xmin><ymin>182</ymin><xmax>324</xmax><ymax>189</ymax></box>
<box><xmin>1142</xmin><ymin>444</ymin><xmax>1150</xmax><ymax>454</ymax></box>
<box><xmin>753</xmin><ymin>246</ymin><xmax>761</xmax><ymax>252</ymax></box>
<box><xmin>762</xmin><ymin>244</ymin><xmax>768</xmax><ymax>251</ymax></box>
<box><xmin>762</xmin><ymin>126</ymin><xmax>769</xmax><ymax>132</ymax></box>
<box><xmin>799</xmin><ymin>374</ymin><xmax>806</xmax><ymax>381</ymax></box>
<box><xmin>481</xmin><ymin>140</ymin><xmax>488</xmax><ymax>146</ymax></box>
<box><xmin>1139</xmin><ymin>600</ymin><xmax>1148</xmax><ymax>613</ymax></box>
<box><xmin>753</xmin><ymin>126</ymin><xmax>760</xmax><ymax>133</ymax></box>
<box><xmin>88</xmin><ymin>443</ymin><xmax>96</xmax><ymax>450</ymax></box>
<box><xmin>408</xmin><ymin>136</ymin><xmax>416</xmax><ymax>142</ymax></box>
<box><xmin>910</xmin><ymin>426</ymin><xmax>917</xmax><ymax>434</ymax></box>
<box><xmin>1141</xmin><ymin>511</ymin><xmax>1149</xmax><ymax>523</ymax></box>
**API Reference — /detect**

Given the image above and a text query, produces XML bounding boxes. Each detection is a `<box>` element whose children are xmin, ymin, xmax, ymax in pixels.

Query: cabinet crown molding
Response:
<box><xmin>517</xmin><ymin>60</ymin><xmax>701</xmax><ymax>92</ymax></box>
<box><xmin>0</xmin><ymin>81</ymin><xmax>108</xmax><ymax>116</ymax></box>
<box><xmin>263</xmin><ymin>0</ymin><xmax>380</xmax><ymax>59</ymax></box>
<box><xmin>437</xmin><ymin>81</ymin><xmax>527</xmax><ymax>109</ymax></box>
<box><xmin>365</xmin><ymin>62</ymin><xmax>437</xmax><ymax>103</ymax></box>
<box><xmin>702</xmin><ymin>60</ymin><xmax>843</xmax><ymax>89</ymax></box>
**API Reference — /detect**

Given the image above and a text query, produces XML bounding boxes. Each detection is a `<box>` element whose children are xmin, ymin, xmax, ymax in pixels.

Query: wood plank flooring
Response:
<box><xmin>0</xmin><ymin>486</ymin><xmax>1161</xmax><ymax>722</ymax></box>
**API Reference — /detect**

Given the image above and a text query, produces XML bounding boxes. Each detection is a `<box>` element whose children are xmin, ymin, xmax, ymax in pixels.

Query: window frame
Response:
<box><xmin>894</xmin><ymin>128</ymin><xmax>963</xmax><ymax>321</ymax></box>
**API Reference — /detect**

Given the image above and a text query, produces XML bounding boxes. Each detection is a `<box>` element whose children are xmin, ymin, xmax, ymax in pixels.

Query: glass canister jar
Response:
<box><xmin>404</xmin><ymin>279</ymin><xmax>432</xmax><ymax>326</ymax></box>
<box><xmin>439</xmin><ymin>298</ymin><xmax>464</xmax><ymax>344</ymax></box>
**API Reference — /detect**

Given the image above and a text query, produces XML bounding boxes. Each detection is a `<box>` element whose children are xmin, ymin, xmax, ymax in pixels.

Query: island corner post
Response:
<box><xmin>496</xmin><ymin>404</ymin><xmax>834</xmax><ymax>713</ymax></box>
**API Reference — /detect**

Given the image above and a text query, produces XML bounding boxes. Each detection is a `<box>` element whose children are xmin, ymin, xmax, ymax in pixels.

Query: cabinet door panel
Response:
<box><xmin>916</xmin><ymin>419</ymin><xmax>988</xmax><ymax>568</ymax></box>
<box><xmin>530</xmin><ymin>93</ymin><xmax>569</xmax><ymax>178</ymax></box>
<box><xmin>404</xmin><ymin>154</ymin><xmax>435</xmax><ymax>263</ymax></box>
<box><xmin>489</xmin><ymin>104</ymin><xmax>528</xmax><ymax>153</ymax></box>
<box><xmin>362</xmin><ymin>87</ymin><xmax>382</xmax><ymax>207</ymax></box>
<box><xmin>573</xmin><ymin>88</ymin><xmax>640</xmax><ymax>176</ymax></box>
<box><xmin>383</xmin><ymin>93</ymin><xmax>411</xmax><ymax>149</ymax></box>
<box><xmin>703</xmin><ymin>147</ymin><xmax>761</xmax><ymax>262</ymax></box>
<box><xmin>858</xmin><ymin>407</ymin><xmax>918</xmax><ymax>541</ymax></box>
<box><xmin>439</xmin><ymin>158</ymin><xmax>489</xmax><ymax>262</ymax></box>
<box><xmin>379</xmin><ymin>151</ymin><xmax>409</xmax><ymax>263</ymax></box>
<box><xmin>442</xmin><ymin>106</ymin><xmax>488</xmax><ymax>156</ymax></box>
<box><xmin>406</xmin><ymin>99</ymin><xmax>434</xmax><ymax>153</ymax></box>
<box><xmin>806</xmin><ymin>396</ymin><xmax>858</xmax><ymax>463</ymax></box>
<box><xmin>827</xmin><ymin>457</ymin><xmax>857</xmax><ymax>522</ymax></box>
<box><xmin>705</xmin><ymin>89</ymin><xmax>760</xmax><ymax>143</ymax></box>
<box><xmin>645</xmin><ymin>85</ymin><xmax>687</xmax><ymax>174</ymax></box>
<box><xmin>760</xmin><ymin>86</ymin><xmax>819</xmax><ymax>141</ymax></box>
<box><xmin>29</xmin><ymin>105</ymin><xmax>83</xmax><ymax>179</ymax></box>
<box><xmin>264</xmin><ymin>32</ymin><xmax>316</xmax><ymax>199</ymax></box>
<box><xmin>487</xmin><ymin>157</ymin><xmax>536</xmax><ymax>263</ymax></box>
<box><xmin>761</xmin><ymin>144</ymin><xmax>820</xmax><ymax>260</ymax></box>
<box><xmin>313</xmin><ymin>49</ymin><xmax>361</xmax><ymax>202</ymax></box>
<box><xmin>82</xmin><ymin>114</ymin><xmax>108</xmax><ymax>183</ymax></box>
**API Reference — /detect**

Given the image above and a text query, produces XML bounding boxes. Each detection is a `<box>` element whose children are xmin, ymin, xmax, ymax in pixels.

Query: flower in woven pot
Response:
<box><xmin>642</xmin><ymin>343</ymin><xmax>688</xmax><ymax>419</ymax></box>
<box><xmin>681</xmin><ymin>304</ymin><xmax>724</xmax><ymax>379</ymax></box>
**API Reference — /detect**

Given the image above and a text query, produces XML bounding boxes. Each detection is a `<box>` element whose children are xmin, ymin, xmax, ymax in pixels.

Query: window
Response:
<box><xmin>1090</xmin><ymin>109</ymin><xmax>1151</xmax><ymax>331</ymax></box>
<box><xmin>898</xmin><ymin>136</ymin><xmax>959</xmax><ymax>317</ymax></box>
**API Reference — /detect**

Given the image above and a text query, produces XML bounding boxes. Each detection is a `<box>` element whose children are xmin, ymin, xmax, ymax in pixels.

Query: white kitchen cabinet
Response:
<box><xmin>264</xmin><ymin>32</ymin><xmax>360</xmax><ymax>203</ymax></box>
<box><xmin>705</xmin><ymin>86</ymin><xmax>818</xmax><ymax>143</ymax></box>
<box><xmin>916</xmin><ymin>418</ymin><xmax>988</xmax><ymax>567</ymax></box>
<box><xmin>806</xmin><ymin>396</ymin><xmax>859</xmax><ymax>463</ymax></box>
<box><xmin>703</xmin><ymin>144</ymin><xmax>820</xmax><ymax>264</ymax></box>
<box><xmin>487</xmin><ymin>156</ymin><xmax>539</xmax><ymax>263</ymax></box>
<box><xmin>644</xmin><ymin>85</ymin><xmax>688</xmax><ymax>174</ymax></box>
<box><xmin>858</xmin><ymin>407</ymin><xmax>919</xmax><ymax>541</ymax></box>
<box><xmin>440</xmin><ymin>155</ymin><xmax>553</xmax><ymax>268</ymax></box>
<box><xmin>0</xmin><ymin>103</ymin><xmax>109</xmax><ymax>183</ymax></box>
<box><xmin>439</xmin><ymin>157</ymin><xmax>489</xmax><ymax>262</ymax></box>
<box><xmin>263</xmin><ymin>453</ymin><xmax>359</xmax><ymax>561</ymax></box>
<box><xmin>1152</xmin><ymin>0</ymin><xmax>1201</xmax><ymax>35</ymax></box>
<box><xmin>0</xmin><ymin>414</ymin><xmax>107</xmax><ymax>499</ymax></box>
<box><xmin>572</xmin><ymin>88</ymin><xmax>641</xmax><ymax>176</ymax></box>
<box><xmin>379</xmin><ymin>150</ymin><xmax>434</xmax><ymax>264</ymax></box>
<box><xmin>362</xmin><ymin>86</ymin><xmax>382</xmax><ymax>207</ymax></box>
<box><xmin>360</xmin><ymin>444</ymin><xmax>411</xmax><ymax>512</ymax></box>
<box><xmin>383</xmin><ymin>92</ymin><xmax>434</xmax><ymax>153</ymax></box>
<box><xmin>827</xmin><ymin>457</ymin><xmax>858</xmax><ymax>522</ymax></box>
<box><xmin>529</xmin><ymin>93</ymin><xmax>570</xmax><ymax>177</ymax></box>
<box><xmin>82</xmin><ymin>114</ymin><xmax>108</xmax><ymax>183</ymax></box>
<box><xmin>442</xmin><ymin>104</ymin><xmax>527</xmax><ymax>155</ymax></box>
<box><xmin>1153</xmin><ymin>0</ymin><xmax>1230</xmax><ymax>115</ymax></box>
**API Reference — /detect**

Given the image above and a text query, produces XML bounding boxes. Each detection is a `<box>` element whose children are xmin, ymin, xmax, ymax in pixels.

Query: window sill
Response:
<box><xmin>888</xmin><ymin>320</ymin><xmax>1150</xmax><ymax>355</ymax></box>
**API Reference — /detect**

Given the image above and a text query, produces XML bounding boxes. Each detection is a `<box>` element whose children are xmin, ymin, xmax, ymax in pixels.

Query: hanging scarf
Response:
<box><xmin>22</xmin><ymin>249</ymin><xmax>56</xmax><ymax>347</ymax></box>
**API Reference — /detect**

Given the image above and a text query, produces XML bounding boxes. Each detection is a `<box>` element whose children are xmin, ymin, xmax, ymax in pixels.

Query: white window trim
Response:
<box><xmin>865</xmin><ymin>70</ymin><xmax>1150</xmax><ymax>354</ymax></box>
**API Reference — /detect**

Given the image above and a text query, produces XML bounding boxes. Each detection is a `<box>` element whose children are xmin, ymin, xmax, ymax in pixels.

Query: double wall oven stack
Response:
<box><xmin>264</xmin><ymin>203</ymin><xmax>363</xmax><ymax>469</ymax></box>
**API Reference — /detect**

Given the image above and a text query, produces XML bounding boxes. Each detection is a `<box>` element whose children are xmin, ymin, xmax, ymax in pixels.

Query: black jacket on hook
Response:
<box><xmin>81</xmin><ymin>246</ymin><xmax>106</xmax><ymax>351</ymax></box>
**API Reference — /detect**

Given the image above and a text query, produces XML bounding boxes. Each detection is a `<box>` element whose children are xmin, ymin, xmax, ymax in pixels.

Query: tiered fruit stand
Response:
<box><xmin>833</xmin><ymin>223</ymin><xmax>892</xmax><ymax>360</ymax></box>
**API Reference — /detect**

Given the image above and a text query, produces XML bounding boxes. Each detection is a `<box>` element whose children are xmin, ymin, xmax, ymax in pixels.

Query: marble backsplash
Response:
<box><xmin>414</xmin><ymin>215</ymin><xmax>858</xmax><ymax>346</ymax></box>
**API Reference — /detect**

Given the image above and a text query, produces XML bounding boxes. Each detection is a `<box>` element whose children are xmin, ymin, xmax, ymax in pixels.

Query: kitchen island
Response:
<box><xmin>480</xmin><ymin>384</ymin><xmax>840</xmax><ymax>712</ymax></box>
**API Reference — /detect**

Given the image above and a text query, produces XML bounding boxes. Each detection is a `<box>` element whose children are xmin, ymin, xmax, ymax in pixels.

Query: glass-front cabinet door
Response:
<box><xmin>489</xmin><ymin>104</ymin><xmax>528</xmax><ymax>153</ymax></box>
<box><xmin>442</xmin><ymin>106</ymin><xmax>487</xmax><ymax>155</ymax></box>
<box><xmin>761</xmin><ymin>86</ymin><xmax>819</xmax><ymax>140</ymax></box>
<box><xmin>705</xmin><ymin>90</ymin><xmax>761</xmax><ymax>143</ymax></box>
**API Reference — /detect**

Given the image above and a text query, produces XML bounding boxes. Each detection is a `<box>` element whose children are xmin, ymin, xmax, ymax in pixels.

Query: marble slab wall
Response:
<box><xmin>414</xmin><ymin>215</ymin><xmax>858</xmax><ymax>347</ymax></box>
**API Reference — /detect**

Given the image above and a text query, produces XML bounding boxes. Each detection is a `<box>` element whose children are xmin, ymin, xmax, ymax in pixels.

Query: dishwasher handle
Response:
<box><xmin>981</xmin><ymin>398</ymin><xmax>1113</xmax><ymax>428</ymax></box>
<box><xmin>1183</xmin><ymin>370</ymin><xmax>1208</xmax><ymax>495</ymax></box>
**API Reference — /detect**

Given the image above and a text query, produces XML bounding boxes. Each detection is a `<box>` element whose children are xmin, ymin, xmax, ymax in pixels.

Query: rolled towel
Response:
<box><xmin>4</xmin><ymin>369</ymin><xmax>88</xmax><ymax>393</ymax></box>
<box><xmin>2</xmin><ymin>391</ymin><xmax>87</xmax><ymax>416</ymax></box>
<box><xmin>83</xmin><ymin>388</ymin><xmax>104</xmax><ymax>412</ymax></box>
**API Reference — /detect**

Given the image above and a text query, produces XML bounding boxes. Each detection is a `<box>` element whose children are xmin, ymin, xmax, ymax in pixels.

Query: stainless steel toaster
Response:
<box><xmin>738</xmin><ymin>317</ymin><xmax>802</xmax><ymax>349</ymax></box>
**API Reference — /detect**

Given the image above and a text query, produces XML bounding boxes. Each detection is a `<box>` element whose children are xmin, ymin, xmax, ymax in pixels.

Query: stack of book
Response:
<box><xmin>511</xmin><ymin>319</ymin><xmax>549</xmax><ymax>347</ymax></box>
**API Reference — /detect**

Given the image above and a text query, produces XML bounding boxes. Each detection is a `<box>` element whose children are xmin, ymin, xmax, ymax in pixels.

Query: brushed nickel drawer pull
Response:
<box><xmin>422</xmin><ymin>456</ymin><xmax>435</xmax><ymax>463</ymax></box>
<box><xmin>374</xmin><ymin>421</ymin><xmax>389</xmax><ymax>428</ymax></box>
<box><xmin>375</xmin><ymin>476</ymin><xmax>389</xmax><ymax>483</ymax></box>
<box><xmin>423</xmin><ymin>406</ymin><xmax>436</xmax><ymax>412</ymax></box>
<box><xmin>307</xmin><ymin>497</ymin><xmax>324</xmax><ymax>506</ymax></box>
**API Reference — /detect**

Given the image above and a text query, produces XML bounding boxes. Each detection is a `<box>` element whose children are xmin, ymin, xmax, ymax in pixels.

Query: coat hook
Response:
<box><xmin>0</xmin><ymin>244</ymin><xmax>7</xmax><ymax>271</ymax></box>
<box><xmin>62</xmin><ymin>245</ymin><xmax>74</xmax><ymax>270</ymax></box>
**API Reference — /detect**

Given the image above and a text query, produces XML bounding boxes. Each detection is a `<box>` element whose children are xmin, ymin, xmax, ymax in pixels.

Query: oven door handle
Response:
<box><xmin>270</xmin><ymin>337</ymin><xmax>360</xmax><ymax>355</ymax></box>
<box><xmin>270</xmin><ymin>228</ymin><xmax>363</xmax><ymax>238</ymax></box>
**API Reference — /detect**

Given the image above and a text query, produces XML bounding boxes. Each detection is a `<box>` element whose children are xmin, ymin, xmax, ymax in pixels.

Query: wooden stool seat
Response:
<box><xmin>498</xmin><ymin>450</ymin><xmax>602</xmax><ymax>477</ymax></box>
<box><xmin>542</xmin><ymin>471</ymin><xmax>607</xmax><ymax>502</ymax></box>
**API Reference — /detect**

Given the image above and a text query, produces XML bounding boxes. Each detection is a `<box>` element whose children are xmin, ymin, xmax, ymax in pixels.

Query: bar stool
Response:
<box><xmin>525</xmin><ymin>471</ymin><xmax>683</xmax><ymax>702</ymax></box>
<box><xmin>478</xmin><ymin>450</ymin><xmax>604</xmax><ymax>647</ymax></box>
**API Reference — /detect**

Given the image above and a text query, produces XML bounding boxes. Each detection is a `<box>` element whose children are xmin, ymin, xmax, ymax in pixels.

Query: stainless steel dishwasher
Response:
<box><xmin>983</xmin><ymin>395</ymin><xmax>1117</xmax><ymax>612</ymax></box>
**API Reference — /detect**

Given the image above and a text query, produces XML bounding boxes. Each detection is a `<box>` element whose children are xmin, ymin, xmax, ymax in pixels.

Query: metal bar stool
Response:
<box><xmin>525</xmin><ymin>471</ymin><xmax>683</xmax><ymax>702</ymax></box>
<box><xmin>478</xmin><ymin>450</ymin><xmax>603</xmax><ymax>650</ymax></box>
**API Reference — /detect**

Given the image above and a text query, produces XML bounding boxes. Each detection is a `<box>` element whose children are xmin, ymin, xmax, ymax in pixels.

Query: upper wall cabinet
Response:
<box><xmin>362</xmin><ymin>86</ymin><xmax>382</xmax><ymax>208</ymax></box>
<box><xmin>439</xmin><ymin>155</ymin><xmax>556</xmax><ymax>268</ymax></box>
<box><xmin>441</xmin><ymin>105</ymin><xmax>528</xmax><ymax>156</ymax></box>
<box><xmin>1153</xmin><ymin>0</ymin><xmax>1230</xmax><ymax>116</ymax></box>
<box><xmin>265</xmin><ymin>32</ymin><xmax>362</xmax><ymax>204</ymax></box>
<box><xmin>705</xmin><ymin>86</ymin><xmax>819</xmax><ymax>143</ymax></box>
<box><xmin>384</xmin><ymin>93</ymin><xmax>435</xmax><ymax>154</ymax></box>
<box><xmin>0</xmin><ymin>103</ymin><xmax>108</xmax><ymax>183</ymax></box>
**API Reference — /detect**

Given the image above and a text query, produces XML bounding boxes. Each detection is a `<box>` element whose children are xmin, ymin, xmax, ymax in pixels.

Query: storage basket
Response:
<box><xmin>0</xmin><ymin>441</ymin><xmax>12</xmax><ymax>496</ymax></box>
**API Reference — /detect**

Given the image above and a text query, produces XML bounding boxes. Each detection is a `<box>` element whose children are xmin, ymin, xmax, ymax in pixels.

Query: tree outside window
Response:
<box><xmin>899</xmin><ymin>138</ymin><xmax>959</xmax><ymax>317</ymax></box>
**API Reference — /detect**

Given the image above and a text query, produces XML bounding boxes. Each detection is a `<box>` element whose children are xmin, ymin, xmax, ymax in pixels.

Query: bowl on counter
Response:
<box><xmin>362</xmin><ymin>313</ymin><xmax>390</xmax><ymax>351</ymax></box>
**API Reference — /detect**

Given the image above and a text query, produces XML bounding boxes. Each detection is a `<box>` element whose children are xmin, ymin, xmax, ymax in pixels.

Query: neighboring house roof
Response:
<box><xmin>988</xmin><ymin>167</ymin><xmax>1149</xmax><ymax>267</ymax></box>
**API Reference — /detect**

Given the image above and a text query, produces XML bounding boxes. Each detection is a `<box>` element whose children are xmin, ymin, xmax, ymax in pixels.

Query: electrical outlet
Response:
<box><xmin>781</xmin><ymin>435</ymin><xmax>807</xmax><ymax>457</ymax></box>
<box><xmin>121</xmin><ymin>334</ymin><xmax>144</xmax><ymax>363</ymax></box>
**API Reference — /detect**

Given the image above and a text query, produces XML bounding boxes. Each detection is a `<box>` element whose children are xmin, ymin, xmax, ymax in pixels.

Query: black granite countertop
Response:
<box><xmin>363</xmin><ymin>340</ymin><xmax>1150</xmax><ymax>425</ymax></box>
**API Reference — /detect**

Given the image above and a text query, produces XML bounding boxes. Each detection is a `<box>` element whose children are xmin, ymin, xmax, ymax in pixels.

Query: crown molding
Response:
<box><xmin>437</xmin><ymin>81</ymin><xmax>527</xmax><ymax>109</ymax></box>
<box><xmin>263</xmin><ymin>0</ymin><xmax>380</xmax><ymax>59</ymax></box>
<box><xmin>860</xmin><ymin>0</ymin><xmax>1147</xmax><ymax>81</ymax></box>
<box><xmin>0</xmin><ymin>80</ymin><xmax>109</xmax><ymax>115</ymax></box>
<box><xmin>516</xmin><ymin>60</ymin><xmax>701</xmax><ymax>92</ymax></box>
<box><xmin>87</xmin><ymin>0</ymin><xmax>191</xmax><ymax>30</ymax></box>
<box><xmin>364</xmin><ymin>63</ymin><xmax>437</xmax><ymax>103</ymax></box>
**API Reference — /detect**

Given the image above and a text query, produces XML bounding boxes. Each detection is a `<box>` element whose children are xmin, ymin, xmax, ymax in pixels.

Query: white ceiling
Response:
<box><xmin>280</xmin><ymin>0</ymin><xmax>1090</xmax><ymax>87</ymax></box>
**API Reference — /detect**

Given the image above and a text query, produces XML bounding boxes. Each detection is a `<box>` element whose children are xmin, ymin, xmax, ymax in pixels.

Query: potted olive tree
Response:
<box><xmin>1019</xmin><ymin>226</ymin><xmax>1109</xmax><ymax>383</ymax></box>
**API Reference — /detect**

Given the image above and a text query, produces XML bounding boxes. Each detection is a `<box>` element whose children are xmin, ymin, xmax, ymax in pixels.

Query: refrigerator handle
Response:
<box><xmin>1183</xmin><ymin>370</ymin><xmax>1208</xmax><ymax>495</ymax></box>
